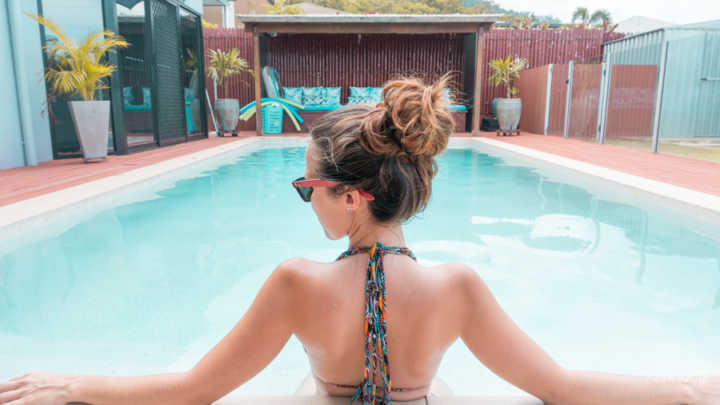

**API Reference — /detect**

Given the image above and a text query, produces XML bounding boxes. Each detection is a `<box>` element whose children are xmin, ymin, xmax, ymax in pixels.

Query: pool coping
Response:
<box><xmin>3</xmin><ymin>135</ymin><xmax>720</xmax><ymax>231</ymax></box>
<box><xmin>0</xmin><ymin>137</ymin><xmax>258</xmax><ymax>230</ymax></box>
<box><xmin>471</xmin><ymin>137</ymin><xmax>720</xmax><ymax>215</ymax></box>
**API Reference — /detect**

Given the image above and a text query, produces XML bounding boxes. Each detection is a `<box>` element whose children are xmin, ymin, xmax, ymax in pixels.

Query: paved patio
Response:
<box><xmin>2</xmin><ymin>131</ymin><xmax>720</xmax><ymax>208</ymax></box>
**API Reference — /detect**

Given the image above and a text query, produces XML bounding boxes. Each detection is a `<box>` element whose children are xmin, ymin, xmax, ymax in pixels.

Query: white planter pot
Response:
<box><xmin>496</xmin><ymin>98</ymin><xmax>522</xmax><ymax>131</ymax></box>
<box><xmin>68</xmin><ymin>100</ymin><xmax>111</xmax><ymax>162</ymax></box>
<box><xmin>215</xmin><ymin>98</ymin><xmax>239</xmax><ymax>132</ymax></box>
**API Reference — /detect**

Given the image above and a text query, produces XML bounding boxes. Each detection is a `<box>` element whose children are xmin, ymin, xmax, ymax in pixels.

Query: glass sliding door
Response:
<box><xmin>116</xmin><ymin>0</ymin><xmax>156</xmax><ymax>148</ymax></box>
<box><xmin>150</xmin><ymin>0</ymin><xmax>187</xmax><ymax>145</ymax></box>
<box><xmin>180</xmin><ymin>8</ymin><xmax>207</xmax><ymax>138</ymax></box>
<box><xmin>40</xmin><ymin>0</ymin><xmax>115</xmax><ymax>157</ymax></box>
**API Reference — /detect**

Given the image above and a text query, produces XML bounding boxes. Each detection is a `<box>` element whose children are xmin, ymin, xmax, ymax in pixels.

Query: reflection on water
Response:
<box><xmin>1</xmin><ymin>146</ymin><xmax>719</xmax><ymax>394</ymax></box>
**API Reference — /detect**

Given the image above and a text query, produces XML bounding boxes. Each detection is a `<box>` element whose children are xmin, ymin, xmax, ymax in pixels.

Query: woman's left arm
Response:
<box><xmin>0</xmin><ymin>260</ymin><xmax>301</xmax><ymax>405</ymax></box>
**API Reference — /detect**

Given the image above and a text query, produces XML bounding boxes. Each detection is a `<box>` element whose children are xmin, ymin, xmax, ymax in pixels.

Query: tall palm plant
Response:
<box><xmin>488</xmin><ymin>56</ymin><xmax>527</xmax><ymax>99</ymax></box>
<box><xmin>28</xmin><ymin>13</ymin><xmax>128</xmax><ymax>101</ymax></box>
<box><xmin>207</xmin><ymin>48</ymin><xmax>252</xmax><ymax>98</ymax></box>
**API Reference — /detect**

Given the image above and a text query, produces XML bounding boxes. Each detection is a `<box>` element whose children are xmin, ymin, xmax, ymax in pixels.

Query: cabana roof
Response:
<box><xmin>239</xmin><ymin>14</ymin><xmax>500</xmax><ymax>136</ymax></box>
<box><xmin>239</xmin><ymin>14</ymin><xmax>499</xmax><ymax>33</ymax></box>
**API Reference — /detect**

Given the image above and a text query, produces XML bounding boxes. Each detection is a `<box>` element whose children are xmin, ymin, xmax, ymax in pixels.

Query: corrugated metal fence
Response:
<box><xmin>202</xmin><ymin>28</ymin><xmax>623</xmax><ymax>130</ymax></box>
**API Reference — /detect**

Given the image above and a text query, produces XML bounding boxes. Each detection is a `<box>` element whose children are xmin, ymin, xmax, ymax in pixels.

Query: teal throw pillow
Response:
<box><xmin>302</xmin><ymin>87</ymin><xmax>327</xmax><ymax>106</ymax></box>
<box><xmin>325</xmin><ymin>87</ymin><xmax>341</xmax><ymax>106</ymax></box>
<box><xmin>367</xmin><ymin>87</ymin><xmax>383</xmax><ymax>103</ymax></box>
<box><xmin>283</xmin><ymin>87</ymin><xmax>304</xmax><ymax>105</ymax></box>
<box><xmin>349</xmin><ymin>86</ymin><xmax>369</xmax><ymax>99</ymax></box>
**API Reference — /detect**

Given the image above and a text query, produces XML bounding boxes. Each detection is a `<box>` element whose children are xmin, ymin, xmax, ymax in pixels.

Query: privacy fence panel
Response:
<box><xmin>516</xmin><ymin>65</ymin><xmax>548</xmax><ymax>134</ymax></box>
<box><xmin>546</xmin><ymin>64</ymin><xmax>569</xmax><ymax>136</ymax></box>
<box><xmin>568</xmin><ymin>64</ymin><xmax>602</xmax><ymax>139</ymax></box>
<box><xmin>604</xmin><ymin>65</ymin><xmax>657</xmax><ymax>141</ymax></box>
<box><xmin>483</xmin><ymin>29</ymin><xmax>622</xmax><ymax>115</ymax></box>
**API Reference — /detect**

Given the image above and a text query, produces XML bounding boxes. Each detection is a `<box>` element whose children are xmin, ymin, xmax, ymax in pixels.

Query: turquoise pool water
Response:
<box><xmin>1</xmin><ymin>140</ymin><xmax>719</xmax><ymax>396</ymax></box>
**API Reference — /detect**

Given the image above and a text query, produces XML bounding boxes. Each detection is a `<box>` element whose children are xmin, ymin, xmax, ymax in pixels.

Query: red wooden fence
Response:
<box><xmin>483</xmin><ymin>29</ymin><xmax>621</xmax><ymax>115</ymax></box>
<box><xmin>202</xmin><ymin>28</ymin><xmax>623</xmax><ymax>131</ymax></box>
<box><xmin>203</xmin><ymin>28</ymin><xmax>255</xmax><ymax>130</ymax></box>
<box><xmin>516</xmin><ymin>65</ymin><xmax>548</xmax><ymax>134</ymax></box>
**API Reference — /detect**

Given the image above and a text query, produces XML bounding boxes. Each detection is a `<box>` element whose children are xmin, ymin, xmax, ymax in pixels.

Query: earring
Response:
<box><xmin>346</xmin><ymin>208</ymin><xmax>352</xmax><ymax>215</ymax></box>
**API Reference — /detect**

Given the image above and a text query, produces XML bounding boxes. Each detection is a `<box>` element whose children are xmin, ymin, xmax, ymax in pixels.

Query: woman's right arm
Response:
<box><xmin>456</xmin><ymin>265</ymin><xmax>715</xmax><ymax>405</ymax></box>
<box><xmin>1</xmin><ymin>259</ymin><xmax>302</xmax><ymax>405</ymax></box>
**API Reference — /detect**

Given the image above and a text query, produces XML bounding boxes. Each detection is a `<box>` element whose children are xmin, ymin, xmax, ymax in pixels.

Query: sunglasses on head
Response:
<box><xmin>292</xmin><ymin>177</ymin><xmax>375</xmax><ymax>203</ymax></box>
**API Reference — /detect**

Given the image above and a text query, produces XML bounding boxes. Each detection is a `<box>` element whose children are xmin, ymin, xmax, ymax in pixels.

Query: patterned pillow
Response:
<box><xmin>302</xmin><ymin>87</ymin><xmax>327</xmax><ymax>106</ymax></box>
<box><xmin>325</xmin><ymin>87</ymin><xmax>341</xmax><ymax>106</ymax></box>
<box><xmin>349</xmin><ymin>86</ymin><xmax>369</xmax><ymax>99</ymax></box>
<box><xmin>348</xmin><ymin>87</ymin><xmax>380</xmax><ymax>104</ymax></box>
<box><xmin>282</xmin><ymin>87</ymin><xmax>304</xmax><ymax>105</ymax></box>
<box><xmin>366</xmin><ymin>87</ymin><xmax>383</xmax><ymax>103</ymax></box>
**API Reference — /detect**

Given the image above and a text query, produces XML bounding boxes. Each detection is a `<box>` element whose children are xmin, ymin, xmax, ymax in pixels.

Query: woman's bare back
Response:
<box><xmin>289</xmin><ymin>252</ymin><xmax>468</xmax><ymax>400</ymax></box>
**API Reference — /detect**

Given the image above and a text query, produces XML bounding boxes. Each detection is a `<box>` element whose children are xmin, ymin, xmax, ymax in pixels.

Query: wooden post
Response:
<box><xmin>471</xmin><ymin>27</ymin><xmax>484</xmax><ymax>136</ymax></box>
<box><xmin>253</xmin><ymin>28</ymin><xmax>263</xmax><ymax>136</ymax></box>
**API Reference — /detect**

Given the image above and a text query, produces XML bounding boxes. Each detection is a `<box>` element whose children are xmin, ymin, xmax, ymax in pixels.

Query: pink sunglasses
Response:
<box><xmin>292</xmin><ymin>177</ymin><xmax>375</xmax><ymax>202</ymax></box>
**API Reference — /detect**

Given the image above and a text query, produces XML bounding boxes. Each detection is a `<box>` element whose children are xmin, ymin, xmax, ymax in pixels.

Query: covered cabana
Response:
<box><xmin>238</xmin><ymin>14</ymin><xmax>498</xmax><ymax>136</ymax></box>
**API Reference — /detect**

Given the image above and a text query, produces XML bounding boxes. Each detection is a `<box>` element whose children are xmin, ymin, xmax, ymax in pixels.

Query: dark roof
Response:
<box><xmin>238</xmin><ymin>14</ymin><xmax>499</xmax><ymax>34</ymax></box>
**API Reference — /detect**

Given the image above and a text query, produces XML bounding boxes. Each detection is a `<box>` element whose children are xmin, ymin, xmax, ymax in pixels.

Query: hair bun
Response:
<box><xmin>358</xmin><ymin>75</ymin><xmax>455</xmax><ymax>161</ymax></box>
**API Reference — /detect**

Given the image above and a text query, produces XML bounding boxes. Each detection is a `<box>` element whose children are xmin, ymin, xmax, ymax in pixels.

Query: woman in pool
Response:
<box><xmin>1</xmin><ymin>76</ymin><xmax>717</xmax><ymax>405</ymax></box>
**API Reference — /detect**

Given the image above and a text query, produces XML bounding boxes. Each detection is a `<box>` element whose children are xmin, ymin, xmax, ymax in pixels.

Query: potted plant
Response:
<box><xmin>29</xmin><ymin>14</ymin><xmax>127</xmax><ymax>162</ymax></box>
<box><xmin>207</xmin><ymin>48</ymin><xmax>252</xmax><ymax>133</ymax></box>
<box><xmin>488</xmin><ymin>56</ymin><xmax>527</xmax><ymax>131</ymax></box>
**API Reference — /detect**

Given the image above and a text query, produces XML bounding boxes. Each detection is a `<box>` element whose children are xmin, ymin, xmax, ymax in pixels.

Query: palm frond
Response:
<box><xmin>28</xmin><ymin>14</ymin><xmax>126</xmax><ymax>101</ymax></box>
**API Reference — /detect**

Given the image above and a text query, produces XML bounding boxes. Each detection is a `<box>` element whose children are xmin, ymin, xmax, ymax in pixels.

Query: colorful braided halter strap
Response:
<box><xmin>335</xmin><ymin>242</ymin><xmax>417</xmax><ymax>405</ymax></box>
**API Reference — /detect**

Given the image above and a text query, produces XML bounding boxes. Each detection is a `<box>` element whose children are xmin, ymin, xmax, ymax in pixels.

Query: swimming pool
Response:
<box><xmin>1</xmin><ymin>138</ymin><xmax>719</xmax><ymax>397</ymax></box>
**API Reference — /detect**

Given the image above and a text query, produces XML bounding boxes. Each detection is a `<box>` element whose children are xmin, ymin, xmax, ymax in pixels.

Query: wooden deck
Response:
<box><xmin>1</xmin><ymin>131</ymin><xmax>720</xmax><ymax>208</ymax></box>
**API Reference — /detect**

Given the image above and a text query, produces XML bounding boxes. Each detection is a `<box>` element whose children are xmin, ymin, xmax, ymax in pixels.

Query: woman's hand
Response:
<box><xmin>694</xmin><ymin>375</ymin><xmax>720</xmax><ymax>405</ymax></box>
<box><xmin>0</xmin><ymin>372</ymin><xmax>74</xmax><ymax>405</ymax></box>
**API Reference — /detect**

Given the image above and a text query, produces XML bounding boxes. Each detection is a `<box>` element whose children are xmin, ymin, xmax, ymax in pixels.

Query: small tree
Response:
<box><xmin>206</xmin><ymin>48</ymin><xmax>253</xmax><ymax>99</ymax></box>
<box><xmin>28</xmin><ymin>13</ymin><xmax>128</xmax><ymax>101</ymax></box>
<box><xmin>488</xmin><ymin>56</ymin><xmax>527</xmax><ymax>99</ymax></box>
<box><xmin>572</xmin><ymin>7</ymin><xmax>614</xmax><ymax>30</ymax></box>
<box><xmin>264</xmin><ymin>0</ymin><xmax>305</xmax><ymax>15</ymax></box>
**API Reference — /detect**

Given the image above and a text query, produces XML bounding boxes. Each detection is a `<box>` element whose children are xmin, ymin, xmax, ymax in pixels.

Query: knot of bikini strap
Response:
<box><xmin>356</xmin><ymin>241</ymin><xmax>391</xmax><ymax>405</ymax></box>
<box><xmin>334</xmin><ymin>242</ymin><xmax>416</xmax><ymax>405</ymax></box>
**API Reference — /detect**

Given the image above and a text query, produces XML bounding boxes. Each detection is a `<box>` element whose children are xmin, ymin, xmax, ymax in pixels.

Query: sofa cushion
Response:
<box><xmin>302</xmin><ymin>104</ymin><xmax>344</xmax><ymax>111</ymax></box>
<box><xmin>283</xmin><ymin>87</ymin><xmax>304</xmax><ymax>105</ymax></box>
<box><xmin>302</xmin><ymin>87</ymin><xmax>327</xmax><ymax>106</ymax></box>
<box><xmin>367</xmin><ymin>87</ymin><xmax>383</xmax><ymax>103</ymax></box>
<box><xmin>325</xmin><ymin>87</ymin><xmax>341</xmax><ymax>106</ymax></box>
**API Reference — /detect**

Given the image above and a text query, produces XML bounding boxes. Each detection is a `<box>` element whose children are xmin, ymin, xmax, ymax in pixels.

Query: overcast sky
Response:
<box><xmin>499</xmin><ymin>0</ymin><xmax>719</xmax><ymax>25</ymax></box>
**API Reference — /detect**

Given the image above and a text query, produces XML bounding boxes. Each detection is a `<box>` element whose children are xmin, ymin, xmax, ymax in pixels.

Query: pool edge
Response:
<box><xmin>472</xmin><ymin>137</ymin><xmax>720</xmax><ymax>215</ymax></box>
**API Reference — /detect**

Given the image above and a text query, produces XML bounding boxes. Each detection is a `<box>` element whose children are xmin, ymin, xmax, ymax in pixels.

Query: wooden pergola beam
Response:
<box><xmin>471</xmin><ymin>26</ymin><xmax>486</xmax><ymax>136</ymax></box>
<box><xmin>253</xmin><ymin>28</ymin><xmax>263</xmax><ymax>136</ymax></box>
<box><xmin>244</xmin><ymin>23</ymin><xmax>483</xmax><ymax>34</ymax></box>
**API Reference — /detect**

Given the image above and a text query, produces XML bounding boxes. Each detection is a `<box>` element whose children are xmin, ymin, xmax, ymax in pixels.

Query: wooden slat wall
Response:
<box><xmin>266</xmin><ymin>33</ymin><xmax>466</xmax><ymax>104</ymax></box>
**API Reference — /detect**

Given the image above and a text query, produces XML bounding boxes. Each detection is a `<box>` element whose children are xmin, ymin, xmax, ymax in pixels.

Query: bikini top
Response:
<box><xmin>327</xmin><ymin>242</ymin><xmax>421</xmax><ymax>405</ymax></box>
